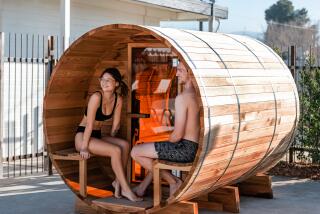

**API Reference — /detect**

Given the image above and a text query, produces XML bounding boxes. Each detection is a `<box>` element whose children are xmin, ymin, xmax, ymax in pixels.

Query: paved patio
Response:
<box><xmin>0</xmin><ymin>173</ymin><xmax>319</xmax><ymax>214</ymax></box>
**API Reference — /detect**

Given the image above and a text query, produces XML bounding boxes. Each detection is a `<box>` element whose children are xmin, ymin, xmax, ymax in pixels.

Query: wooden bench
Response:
<box><xmin>153</xmin><ymin>160</ymin><xmax>193</xmax><ymax>207</ymax></box>
<box><xmin>51</xmin><ymin>148</ymin><xmax>94</xmax><ymax>197</ymax></box>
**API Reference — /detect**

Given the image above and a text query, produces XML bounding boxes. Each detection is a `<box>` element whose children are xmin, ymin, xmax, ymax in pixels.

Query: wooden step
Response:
<box><xmin>92</xmin><ymin>196</ymin><xmax>153</xmax><ymax>213</ymax></box>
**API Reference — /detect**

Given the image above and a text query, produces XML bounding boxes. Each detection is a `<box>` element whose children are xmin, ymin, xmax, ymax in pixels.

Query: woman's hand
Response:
<box><xmin>80</xmin><ymin>147</ymin><xmax>90</xmax><ymax>159</ymax></box>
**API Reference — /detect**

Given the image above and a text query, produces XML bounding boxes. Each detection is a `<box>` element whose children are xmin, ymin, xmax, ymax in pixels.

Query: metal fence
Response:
<box><xmin>281</xmin><ymin>45</ymin><xmax>320</xmax><ymax>164</ymax></box>
<box><xmin>0</xmin><ymin>32</ymin><xmax>58</xmax><ymax>178</ymax></box>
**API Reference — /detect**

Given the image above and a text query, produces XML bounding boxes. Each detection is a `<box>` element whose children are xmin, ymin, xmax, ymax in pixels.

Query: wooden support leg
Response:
<box><xmin>208</xmin><ymin>186</ymin><xmax>240</xmax><ymax>213</ymax></box>
<box><xmin>193</xmin><ymin>193</ymin><xmax>223</xmax><ymax>212</ymax></box>
<box><xmin>152</xmin><ymin>201</ymin><xmax>198</xmax><ymax>214</ymax></box>
<box><xmin>153</xmin><ymin>165</ymin><xmax>161</xmax><ymax>207</ymax></box>
<box><xmin>79</xmin><ymin>159</ymin><xmax>87</xmax><ymax>197</ymax></box>
<box><xmin>237</xmin><ymin>173</ymin><xmax>273</xmax><ymax>199</ymax></box>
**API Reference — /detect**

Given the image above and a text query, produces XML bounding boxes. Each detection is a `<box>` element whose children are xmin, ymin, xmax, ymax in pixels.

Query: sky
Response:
<box><xmin>161</xmin><ymin>0</ymin><xmax>320</xmax><ymax>36</ymax></box>
<box><xmin>217</xmin><ymin>0</ymin><xmax>320</xmax><ymax>33</ymax></box>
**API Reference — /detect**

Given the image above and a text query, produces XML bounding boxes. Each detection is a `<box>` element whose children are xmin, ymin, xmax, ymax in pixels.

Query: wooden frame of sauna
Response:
<box><xmin>44</xmin><ymin>24</ymin><xmax>299</xmax><ymax>213</ymax></box>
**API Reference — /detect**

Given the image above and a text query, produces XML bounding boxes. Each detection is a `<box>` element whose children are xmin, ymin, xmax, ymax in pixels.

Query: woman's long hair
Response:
<box><xmin>100</xmin><ymin>67</ymin><xmax>129</xmax><ymax>97</ymax></box>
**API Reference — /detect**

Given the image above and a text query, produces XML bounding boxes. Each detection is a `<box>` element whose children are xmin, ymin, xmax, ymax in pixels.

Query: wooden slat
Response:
<box><xmin>93</xmin><ymin>197</ymin><xmax>153</xmax><ymax>213</ymax></box>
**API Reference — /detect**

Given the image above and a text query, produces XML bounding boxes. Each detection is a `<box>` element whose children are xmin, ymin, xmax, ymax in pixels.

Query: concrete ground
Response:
<box><xmin>0</xmin><ymin>173</ymin><xmax>319</xmax><ymax>214</ymax></box>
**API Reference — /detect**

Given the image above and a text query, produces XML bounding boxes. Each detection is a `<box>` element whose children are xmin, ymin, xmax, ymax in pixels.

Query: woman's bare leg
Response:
<box><xmin>75</xmin><ymin>133</ymin><xmax>142</xmax><ymax>201</ymax></box>
<box><xmin>102</xmin><ymin>136</ymin><xmax>130</xmax><ymax>169</ymax></box>
<box><xmin>130</xmin><ymin>143</ymin><xmax>181</xmax><ymax>196</ymax></box>
<box><xmin>102</xmin><ymin>136</ymin><xmax>130</xmax><ymax>198</ymax></box>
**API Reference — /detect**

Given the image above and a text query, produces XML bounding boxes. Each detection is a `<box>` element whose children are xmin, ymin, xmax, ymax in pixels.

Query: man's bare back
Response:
<box><xmin>174</xmin><ymin>90</ymin><xmax>200</xmax><ymax>143</ymax></box>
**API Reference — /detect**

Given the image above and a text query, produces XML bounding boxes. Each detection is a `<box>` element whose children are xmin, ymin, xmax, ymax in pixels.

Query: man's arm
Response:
<box><xmin>169</xmin><ymin>95</ymin><xmax>187</xmax><ymax>143</ymax></box>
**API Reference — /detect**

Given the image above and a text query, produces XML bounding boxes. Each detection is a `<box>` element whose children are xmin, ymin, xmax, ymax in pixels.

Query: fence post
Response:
<box><xmin>0</xmin><ymin>32</ymin><xmax>4</xmax><ymax>178</ymax></box>
<box><xmin>0</xmin><ymin>32</ymin><xmax>5</xmax><ymax>178</ymax></box>
<box><xmin>289</xmin><ymin>45</ymin><xmax>296</xmax><ymax>163</ymax></box>
<box><xmin>44</xmin><ymin>36</ymin><xmax>55</xmax><ymax>175</ymax></box>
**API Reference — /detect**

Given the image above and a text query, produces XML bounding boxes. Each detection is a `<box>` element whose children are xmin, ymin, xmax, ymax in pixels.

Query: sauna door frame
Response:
<box><xmin>127</xmin><ymin>43</ymin><xmax>167</xmax><ymax>182</ymax></box>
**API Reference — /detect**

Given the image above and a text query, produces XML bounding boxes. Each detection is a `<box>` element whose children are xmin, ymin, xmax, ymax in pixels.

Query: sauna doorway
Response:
<box><xmin>128</xmin><ymin>44</ymin><xmax>179</xmax><ymax>182</ymax></box>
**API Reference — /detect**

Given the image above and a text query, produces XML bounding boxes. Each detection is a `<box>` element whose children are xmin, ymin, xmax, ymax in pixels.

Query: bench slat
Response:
<box><xmin>154</xmin><ymin>160</ymin><xmax>193</xmax><ymax>171</ymax></box>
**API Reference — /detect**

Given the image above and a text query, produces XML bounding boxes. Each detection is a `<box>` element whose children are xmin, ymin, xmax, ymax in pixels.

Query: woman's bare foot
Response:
<box><xmin>132</xmin><ymin>185</ymin><xmax>145</xmax><ymax>197</ymax></box>
<box><xmin>112</xmin><ymin>180</ymin><xmax>122</xmax><ymax>199</ymax></box>
<box><xmin>169</xmin><ymin>177</ymin><xmax>182</xmax><ymax>196</ymax></box>
<box><xmin>121</xmin><ymin>189</ymin><xmax>143</xmax><ymax>202</ymax></box>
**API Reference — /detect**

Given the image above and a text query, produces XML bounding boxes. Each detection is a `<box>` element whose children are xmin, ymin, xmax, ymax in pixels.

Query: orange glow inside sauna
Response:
<box><xmin>66</xmin><ymin>179</ymin><xmax>113</xmax><ymax>198</ymax></box>
<box><xmin>130</xmin><ymin>47</ymin><xmax>179</xmax><ymax>182</ymax></box>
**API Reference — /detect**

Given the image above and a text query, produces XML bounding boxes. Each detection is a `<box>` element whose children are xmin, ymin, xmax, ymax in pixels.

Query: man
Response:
<box><xmin>130</xmin><ymin>61</ymin><xmax>200</xmax><ymax>197</ymax></box>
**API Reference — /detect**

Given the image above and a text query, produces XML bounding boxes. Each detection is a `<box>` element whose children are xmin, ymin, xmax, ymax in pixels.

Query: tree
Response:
<box><xmin>265</xmin><ymin>0</ymin><xmax>309</xmax><ymax>26</ymax></box>
<box><xmin>264</xmin><ymin>0</ymin><xmax>317</xmax><ymax>50</ymax></box>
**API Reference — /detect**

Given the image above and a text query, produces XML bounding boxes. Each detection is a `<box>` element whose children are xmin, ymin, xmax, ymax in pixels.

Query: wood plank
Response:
<box><xmin>46</xmin><ymin>124</ymin><xmax>78</xmax><ymax>136</ymax></box>
<box><xmin>47</xmin><ymin>133</ymin><xmax>75</xmax><ymax>144</ymax></box>
<box><xmin>208</xmin><ymin>186</ymin><xmax>240</xmax><ymax>213</ymax></box>
<box><xmin>93</xmin><ymin>196</ymin><xmax>153</xmax><ymax>213</ymax></box>
<box><xmin>79</xmin><ymin>159</ymin><xmax>87</xmax><ymax>197</ymax></box>
<box><xmin>237</xmin><ymin>173</ymin><xmax>273</xmax><ymax>198</ymax></box>
<box><xmin>150</xmin><ymin>201</ymin><xmax>198</xmax><ymax>214</ymax></box>
<box><xmin>44</xmin><ymin>108</ymin><xmax>84</xmax><ymax>118</ymax></box>
<box><xmin>206</xmin><ymin>135</ymin><xmax>272</xmax><ymax>157</ymax></box>
<box><xmin>45</xmin><ymin>93</ymin><xmax>87</xmax><ymax>109</ymax></box>
<box><xmin>195</xmin><ymin>153</ymin><xmax>268</xmax><ymax>188</ymax></box>
<box><xmin>193</xmin><ymin>199</ymin><xmax>223</xmax><ymax>212</ymax></box>
<box><xmin>45</xmin><ymin>115</ymin><xmax>82</xmax><ymax>127</ymax></box>
<box><xmin>201</xmin><ymin>148</ymin><xmax>269</xmax><ymax>178</ymax></box>
<box><xmin>154</xmin><ymin>164</ymin><xmax>162</xmax><ymax>207</ymax></box>
<box><xmin>49</xmin><ymin>77</ymin><xmax>90</xmax><ymax>93</ymax></box>
<box><xmin>188</xmin><ymin>160</ymin><xmax>262</xmax><ymax>193</ymax></box>
<box><xmin>185</xmin><ymin>60</ymin><xmax>222</xmax><ymax>69</ymax></box>
<box><xmin>196</xmin><ymin>76</ymin><xmax>292</xmax><ymax>87</ymax></box>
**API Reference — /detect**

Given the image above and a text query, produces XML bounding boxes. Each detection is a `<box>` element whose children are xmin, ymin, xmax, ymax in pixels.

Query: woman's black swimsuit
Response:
<box><xmin>84</xmin><ymin>91</ymin><xmax>117</xmax><ymax>121</ymax></box>
<box><xmin>154</xmin><ymin>139</ymin><xmax>198</xmax><ymax>163</ymax></box>
<box><xmin>76</xmin><ymin>91</ymin><xmax>117</xmax><ymax>139</ymax></box>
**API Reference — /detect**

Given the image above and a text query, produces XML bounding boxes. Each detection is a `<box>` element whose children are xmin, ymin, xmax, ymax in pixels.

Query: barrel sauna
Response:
<box><xmin>44</xmin><ymin>24</ymin><xmax>299</xmax><ymax>213</ymax></box>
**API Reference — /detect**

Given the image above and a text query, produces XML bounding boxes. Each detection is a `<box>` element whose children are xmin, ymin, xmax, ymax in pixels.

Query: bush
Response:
<box><xmin>297</xmin><ymin>57</ymin><xmax>320</xmax><ymax>163</ymax></box>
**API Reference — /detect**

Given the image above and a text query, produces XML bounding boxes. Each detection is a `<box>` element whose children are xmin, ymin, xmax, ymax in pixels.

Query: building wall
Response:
<box><xmin>0</xmin><ymin>0</ymin><xmax>178</xmax><ymax>38</ymax></box>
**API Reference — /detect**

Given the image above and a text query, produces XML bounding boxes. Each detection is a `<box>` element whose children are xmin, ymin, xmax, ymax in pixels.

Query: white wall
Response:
<box><xmin>0</xmin><ymin>0</ymin><xmax>178</xmax><ymax>38</ymax></box>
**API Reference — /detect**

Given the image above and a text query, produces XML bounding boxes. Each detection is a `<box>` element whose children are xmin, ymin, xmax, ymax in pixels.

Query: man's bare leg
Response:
<box><xmin>131</xmin><ymin>143</ymin><xmax>182</xmax><ymax>196</ymax></box>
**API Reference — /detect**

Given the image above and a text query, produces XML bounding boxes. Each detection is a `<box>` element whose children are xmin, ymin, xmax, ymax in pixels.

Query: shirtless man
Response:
<box><xmin>130</xmin><ymin>61</ymin><xmax>200</xmax><ymax>197</ymax></box>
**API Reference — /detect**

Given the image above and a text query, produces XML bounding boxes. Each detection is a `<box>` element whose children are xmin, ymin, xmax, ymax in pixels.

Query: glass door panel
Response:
<box><xmin>131</xmin><ymin>47</ymin><xmax>178</xmax><ymax>182</ymax></box>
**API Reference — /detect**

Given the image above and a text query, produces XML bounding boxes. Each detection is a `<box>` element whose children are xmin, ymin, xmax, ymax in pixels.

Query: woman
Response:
<box><xmin>75</xmin><ymin>67</ymin><xmax>142</xmax><ymax>202</ymax></box>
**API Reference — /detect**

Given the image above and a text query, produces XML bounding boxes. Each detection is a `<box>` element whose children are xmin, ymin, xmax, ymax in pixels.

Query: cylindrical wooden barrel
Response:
<box><xmin>44</xmin><ymin>24</ymin><xmax>299</xmax><ymax>212</ymax></box>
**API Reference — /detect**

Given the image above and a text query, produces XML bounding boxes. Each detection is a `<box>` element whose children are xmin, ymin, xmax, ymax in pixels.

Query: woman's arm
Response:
<box><xmin>110</xmin><ymin>96</ymin><xmax>123</xmax><ymax>137</ymax></box>
<box><xmin>81</xmin><ymin>93</ymin><xmax>100</xmax><ymax>157</ymax></box>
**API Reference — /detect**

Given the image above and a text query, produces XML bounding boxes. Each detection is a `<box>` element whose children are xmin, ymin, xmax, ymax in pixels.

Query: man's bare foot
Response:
<box><xmin>121</xmin><ymin>189</ymin><xmax>143</xmax><ymax>202</ymax></box>
<box><xmin>112</xmin><ymin>180</ymin><xmax>122</xmax><ymax>199</ymax></box>
<box><xmin>169</xmin><ymin>177</ymin><xmax>182</xmax><ymax>196</ymax></box>
<box><xmin>132</xmin><ymin>185</ymin><xmax>145</xmax><ymax>197</ymax></box>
